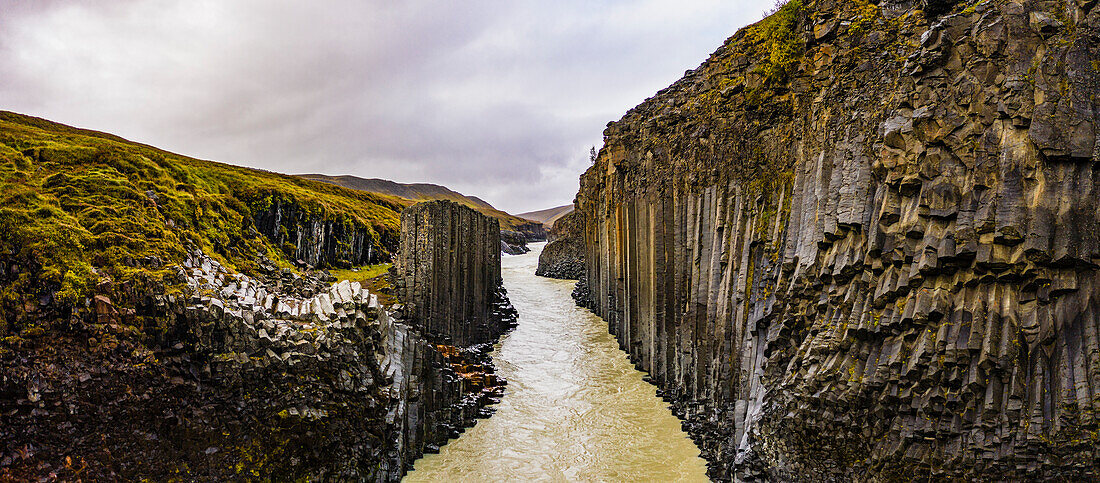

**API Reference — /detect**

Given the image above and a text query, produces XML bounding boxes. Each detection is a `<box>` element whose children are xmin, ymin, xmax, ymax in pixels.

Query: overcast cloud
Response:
<box><xmin>0</xmin><ymin>0</ymin><xmax>772</xmax><ymax>213</ymax></box>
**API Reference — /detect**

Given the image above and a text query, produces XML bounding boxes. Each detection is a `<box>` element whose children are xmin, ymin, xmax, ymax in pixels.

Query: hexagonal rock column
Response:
<box><xmin>394</xmin><ymin>200</ymin><xmax>517</xmax><ymax>347</ymax></box>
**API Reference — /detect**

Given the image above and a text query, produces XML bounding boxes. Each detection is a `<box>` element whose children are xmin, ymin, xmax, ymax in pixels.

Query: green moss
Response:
<box><xmin>331</xmin><ymin>263</ymin><xmax>399</xmax><ymax>306</ymax></box>
<box><xmin>747</xmin><ymin>0</ymin><xmax>805</xmax><ymax>87</ymax></box>
<box><xmin>0</xmin><ymin>111</ymin><xmax>403</xmax><ymax>327</ymax></box>
<box><xmin>328</xmin><ymin>264</ymin><xmax>391</xmax><ymax>284</ymax></box>
<box><xmin>960</xmin><ymin>0</ymin><xmax>990</xmax><ymax>15</ymax></box>
<box><xmin>847</xmin><ymin>0</ymin><xmax>880</xmax><ymax>38</ymax></box>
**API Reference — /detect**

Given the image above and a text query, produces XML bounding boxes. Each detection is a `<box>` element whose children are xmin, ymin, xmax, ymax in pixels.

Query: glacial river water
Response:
<box><xmin>404</xmin><ymin>243</ymin><xmax>708</xmax><ymax>482</ymax></box>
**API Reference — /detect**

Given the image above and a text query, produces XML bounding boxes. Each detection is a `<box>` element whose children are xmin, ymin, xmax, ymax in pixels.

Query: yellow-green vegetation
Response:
<box><xmin>961</xmin><ymin>0</ymin><xmax>991</xmax><ymax>15</ymax></box>
<box><xmin>0</xmin><ymin>111</ymin><xmax>403</xmax><ymax>316</ymax></box>
<box><xmin>328</xmin><ymin>264</ymin><xmax>391</xmax><ymax>284</ymax></box>
<box><xmin>747</xmin><ymin>0</ymin><xmax>805</xmax><ymax>86</ymax></box>
<box><xmin>847</xmin><ymin>0</ymin><xmax>881</xmax><ymax>37</ymax></box>
<box><xmin>687</xmin><ymin>0</ymin><xmax>806</xmax><ymax>112</ymax></box>
<box><xmin>331</xmin><ymin>263</ymin><xmax>398</xmax><ymax>307</ymax></box>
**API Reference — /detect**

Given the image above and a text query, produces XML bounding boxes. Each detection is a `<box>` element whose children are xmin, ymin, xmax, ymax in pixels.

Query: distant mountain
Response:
<box><xmin>299</xmin><ymin>175</ymin><xmax>493</xmax><ymax>210</ymax></box>
<box><xmin>300</xmin><ymin>174</ymin><xmax>545</xmax><ymax>239</ymax></box>
<box><xmin>517</xmin><ymin>204</ymin><xmax>573</xmax><ymax>229</ymax></box>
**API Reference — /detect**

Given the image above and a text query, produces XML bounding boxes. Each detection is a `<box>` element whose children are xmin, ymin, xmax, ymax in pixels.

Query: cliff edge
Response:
<box><xmin>575</xmin><ymin>0</ymin><xmax>1100</xmax><ymax>479</ymax></box>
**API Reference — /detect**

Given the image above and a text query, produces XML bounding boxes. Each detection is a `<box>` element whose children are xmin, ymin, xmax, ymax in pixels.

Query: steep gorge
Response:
<box><xmin>575</xmin><ymin>0</ymin><xmax>1100</xmax><ymax>479</ymax></box>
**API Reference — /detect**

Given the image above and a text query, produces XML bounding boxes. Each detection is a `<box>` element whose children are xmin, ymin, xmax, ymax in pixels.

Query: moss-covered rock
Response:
<box><xmin>0</xmin><ymin>110</ymin><xmax>402</xmax><ymax>334</ymax></box>
<box><xmin>0</xmin><ymin>251</ymin><xmax>502</xmax><ymax>480</ymax></box>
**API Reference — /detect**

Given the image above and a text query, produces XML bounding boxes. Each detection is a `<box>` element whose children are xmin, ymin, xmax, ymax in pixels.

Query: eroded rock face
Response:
<box><xmin>251</xmin><ymin>193</ymin><xmax>396</xmax><ymax>268</ymax></box>
<box><xmin>501</xmin><ymin>230</ymin><xmax>532</xmax><ymax>255</ymax></box>
<box><xmin>512</xmin><ymin>221</ymin><xmax>548</xmax><ymax>242</ymax></box>
<box><xmin>536</xmin><ymin>209</ymin><xmax>586</xmax><ymax>280</ymax></box>
<box><xmin>922</xmin><ymin>0</ymin><xmax>961</xmax><ymax>17</ymax></box>
<box><xmin>0</xmin><ymin>251</ymin><xmax>501</xmax><ymax>481</ymax></box>
<box><xmin>576</xmin><ymin>0</ymin><xmax>1100</xmax><ymax>480</ymax></box>
<box><xmin>394</xmin><ymin>200</ymin><xmax>518</xmax><ymax>347</ymax></box>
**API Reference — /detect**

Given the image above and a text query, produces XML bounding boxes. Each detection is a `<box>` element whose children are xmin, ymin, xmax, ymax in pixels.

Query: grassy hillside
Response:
<box><xmin>300</xmin><ymin>173</ymin><xmax>540</xmax><ymax>232</ymax></box>
<box><xmin>517</xmin><ymin>204</ymin><xmax>573</xmax><ymax>229</ymax></box>
<box><xmin>299</xmin><ymin>175</ymin><xmax>495</xmax><ymax>210</ymax></box>
<box><xmin>0</xmin><ymin>111</ymin><xmax>403</xmax><ymax>316</ymax></box>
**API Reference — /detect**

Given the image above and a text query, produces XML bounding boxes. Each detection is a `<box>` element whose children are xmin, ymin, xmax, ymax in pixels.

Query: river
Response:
<box><xmin>404</xmin><ymin>243</ymin><xmax>708</xmax><ymax>482</ymax></box>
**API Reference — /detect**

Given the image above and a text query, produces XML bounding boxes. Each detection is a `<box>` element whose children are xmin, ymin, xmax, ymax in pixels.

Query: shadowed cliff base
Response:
<box><xmin>575</xmin><ymin>0</ymin><xmax>1100</xmax><ymax>480</ymax></box>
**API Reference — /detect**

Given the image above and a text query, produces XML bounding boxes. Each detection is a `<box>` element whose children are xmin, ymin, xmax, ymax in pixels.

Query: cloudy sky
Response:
<box><xmin>0</xmin><ymin>0</ymin><xmax>773</xmax><ymax>214</ymax></box>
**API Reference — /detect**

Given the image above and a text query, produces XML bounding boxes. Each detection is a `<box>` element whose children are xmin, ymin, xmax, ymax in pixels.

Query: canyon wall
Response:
<box><xmin>575</xmin><ymin>0</ymin><xmax>1100</xmax><ymax>480</ymax></box>
<box><xmin>512</xmin><ymin>221</ymin><xmax>548</xmax><ymax>242</ymax></box>
<box><xmin>2</xmin><ymin>190</ymin><xmax>513</xmax><ymax>479</ymax></box>
<box><xmin>251</xmin><ymin>193</ymin><xmax>397</xmax><ymax>268</ymax></box>
<box><xmin>536</xmin><ymin>209</ymin><xmax>586</xmax><ymax>279</ymax></box>
<box><xmin>503</xmin><ymin>222</ymin><xmax>550</xmax><ymax>255</ymax></box>
<box><xmin>0</xmin><ymin>250</ymin><xmax>501</xmax><ymax>481</ymax></box>
<box><xmin>394</xmin><ymin>200</ymin><xmax>517</xmax><ymax>347</ymax></box>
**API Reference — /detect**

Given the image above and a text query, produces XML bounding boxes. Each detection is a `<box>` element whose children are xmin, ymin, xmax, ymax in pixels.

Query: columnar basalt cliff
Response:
<box><xmin>0</xmin><ymin>114</ymin><xmax>508</xmax><ymax>480</ymax></box>
<box><xmin>251</xmin><ymin>194</ymin><xmax>396</xmax><ymax>268</ymax></box>
<box><xmin>537</xmin><ymin>209</ymin><xmax>586</xmax><ymax>279</ymax></box>
<box><xmin>575</xmin><ymin>0</ymin><xmax>1100</xmax><ymax>480</ymax></box>
<box><xmin>0</xmin><ymin>112</ymin><xmax>405</xmax><ymax>336</ymax></box>
<box><xmin>394</xmin><ymin>201</ymin><xmax>518</xmax><ymax>347</ymax></box>
<box><xmin>0</xmin><ymin>251</ymin><xmax>502</xmax><ymax>480</ymax></box>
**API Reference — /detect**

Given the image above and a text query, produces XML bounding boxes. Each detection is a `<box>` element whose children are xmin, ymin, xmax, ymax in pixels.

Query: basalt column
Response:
<box><xmin>394</xmin><ymin>200</ymin><xmax>516</xmax><ymax>347</ymax></box>
<box><xmin>575</xmin><ymin>0</ymin><xmax>1100</xmax><ymax>480</ymax></box>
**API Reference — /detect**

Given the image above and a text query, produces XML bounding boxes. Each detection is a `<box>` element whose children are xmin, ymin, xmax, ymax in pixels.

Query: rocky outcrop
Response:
<box><xmin>251</xmin><ymin>193</ymin><xmax>396</xmax><ymax>268</ymax></box>
<box><xmin>536</xmin><ymin>209</ymin><xmax>585</xmax><ymax>279</ymax></box>
<box><xmin>512</xmin><ymin>221</ymin><xmax>547</xmax><ymax>242</ymax></box>
<box><xmin>0</xmin><ymin>112</ymin><xmax>508</xmax><ymax>481</ymax></box>
<box><xmin>0</xmin><ymin>250</ymin><xmax>502</xmax><ymax>481</ymax></box>
<box><xmin>394</xmin><ymin>200</ymin><xmax>517</xmax><ymax>347</ymax></box>
<box><xmin>575</xmin><ymin>0</ymin><xmax>1100</xmax><ymax>480</ymax></box>
<box><xmin>500</xmin><ymin>230</ymin><xmax>531</xmax><ymax>255</ymax></box>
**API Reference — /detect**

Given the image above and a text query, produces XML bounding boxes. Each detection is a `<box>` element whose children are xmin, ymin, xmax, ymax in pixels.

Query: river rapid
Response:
<box><xmin>404</xmin><ymin>243</ymin><xmax>708</xmax><ymax>482</ymax></box>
